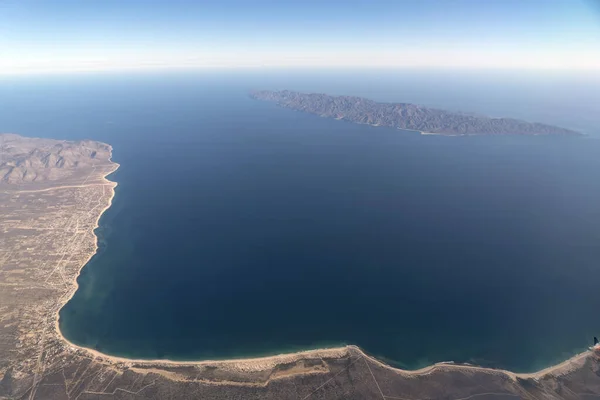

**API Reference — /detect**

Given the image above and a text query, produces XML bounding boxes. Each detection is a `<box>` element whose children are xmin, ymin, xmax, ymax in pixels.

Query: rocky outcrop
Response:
<box><xmin>0</xmin><ymin>133</ymin><xmax>110</xmax><ymax>184</ymax></box>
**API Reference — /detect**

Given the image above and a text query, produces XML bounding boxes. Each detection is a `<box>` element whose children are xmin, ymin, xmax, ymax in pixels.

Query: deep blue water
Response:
<box><xmin>1</xmin><ymin>70</ymin><xmax>600</xmax><ymax>372</ymax></box>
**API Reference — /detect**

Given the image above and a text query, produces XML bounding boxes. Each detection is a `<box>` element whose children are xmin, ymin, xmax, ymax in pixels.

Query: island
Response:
<box><xmin>250</xmin><ymin>90</ymin><xmax>581</xmax><ymax>136</ymax></box>
<box><xmin>2</xmin><ymin>133</ymin><xmax>600</xmax><ymax>400</ymax></box>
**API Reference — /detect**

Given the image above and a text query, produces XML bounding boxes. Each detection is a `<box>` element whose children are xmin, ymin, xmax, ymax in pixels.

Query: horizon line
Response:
<box><xmin>2</xmin><ymin>64</ymin><xmax>600</xmax><ymax>77</ymax></box>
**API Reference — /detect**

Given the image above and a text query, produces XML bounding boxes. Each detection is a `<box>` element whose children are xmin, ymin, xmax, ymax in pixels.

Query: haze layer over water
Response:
<box><xmin>1</xmin><ymin>70</ymin><xmax>599</xmax><ymax>372</ymax></box>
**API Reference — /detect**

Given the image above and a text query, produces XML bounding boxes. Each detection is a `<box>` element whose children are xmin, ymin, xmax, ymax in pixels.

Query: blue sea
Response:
<box><xmin>1</xmin><ymin>69</ymin><xmax>599</xmax><ymax>372</ymax></box>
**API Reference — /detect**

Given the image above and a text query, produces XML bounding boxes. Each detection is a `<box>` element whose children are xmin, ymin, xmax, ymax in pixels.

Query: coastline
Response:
<box><xmin>52</xmin><ymin>149</ymin><xmax>121</xmax><ymax>363</ymax></box>
<box><xmin>52</xmin><ymin>148</ymin><xmax>354</xmax><ymax>373</ymax></box>
<box><xmin>52</xmin><ymin>146</ymin><xmax>598</xmax><ymax>379</ymax></box>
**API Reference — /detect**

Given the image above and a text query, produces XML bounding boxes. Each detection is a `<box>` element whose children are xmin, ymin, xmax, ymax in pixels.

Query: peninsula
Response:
<box><xmin>2</xmin><ymin>133</ymin><xmax>600</xmax><ymax>400</ymax></box>
<box><xmin>250</xmin><ymin>90</ymin><xmax>581</xmax><ymax>136</ymax></box>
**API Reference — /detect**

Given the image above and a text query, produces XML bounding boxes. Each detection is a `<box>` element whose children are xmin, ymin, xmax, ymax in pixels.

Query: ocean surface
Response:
<box><xmin>1</xmin><ymin>70</ymin><xmax>600</xmax><ymax>372</ymax></box>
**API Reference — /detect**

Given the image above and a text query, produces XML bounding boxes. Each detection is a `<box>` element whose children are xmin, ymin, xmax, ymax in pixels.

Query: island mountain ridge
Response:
<box><xmin>250</xmin><ymin>90</ymin><xmax>581</xmax><ymax>136</ymax></box>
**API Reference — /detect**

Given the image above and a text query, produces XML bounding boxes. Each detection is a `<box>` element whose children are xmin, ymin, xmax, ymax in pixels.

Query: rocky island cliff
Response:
<box><xmin>250</xmin><ymin>90</ymin><xmax>581</xmax><ymax>136</ymax></box>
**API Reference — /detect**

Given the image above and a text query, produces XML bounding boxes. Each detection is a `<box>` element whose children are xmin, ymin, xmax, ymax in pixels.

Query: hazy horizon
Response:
<box><xmin>1</xmin><ymin>0</ymin><xmax>600</xmax><ymax>74</ymax></box>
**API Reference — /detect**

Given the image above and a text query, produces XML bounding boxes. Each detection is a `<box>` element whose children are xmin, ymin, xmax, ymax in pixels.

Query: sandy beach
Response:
<box><xmin>51</xmin><ymin>147</ymin><xmax>598</xmax><ymax>380</ymax></box>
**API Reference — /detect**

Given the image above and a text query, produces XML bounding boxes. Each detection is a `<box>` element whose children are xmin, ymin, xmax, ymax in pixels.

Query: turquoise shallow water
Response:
<box><xmin>1</xmin><ymin>71</ymin><xmax>600</xmax><ymax>372</ymax></box>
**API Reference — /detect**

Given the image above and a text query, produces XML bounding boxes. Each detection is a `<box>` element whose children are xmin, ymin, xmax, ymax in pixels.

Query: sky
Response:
<box><xmin>1</xmin><ymin>0</ymin><xmax>599</xmax><ymax>74</ymax></box>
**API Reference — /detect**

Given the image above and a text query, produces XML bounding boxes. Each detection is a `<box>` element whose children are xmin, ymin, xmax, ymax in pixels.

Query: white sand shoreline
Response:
<box><xmin>52</xmin><ymin>146</ymin><xmax>598</xmax><ymax>378</ymax></box>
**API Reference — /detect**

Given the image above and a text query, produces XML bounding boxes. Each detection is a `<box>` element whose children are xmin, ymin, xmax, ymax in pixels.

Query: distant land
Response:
<box><xmin>250</xmin><ymin>90</ymin><xmax>581</xmax><ymax>136</ymax></box>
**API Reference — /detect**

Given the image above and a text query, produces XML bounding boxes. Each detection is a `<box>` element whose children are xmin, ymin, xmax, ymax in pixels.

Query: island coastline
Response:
<box><xmin>251</xmin><ymin>90</ymin><xmax>582</xmax><ymax>137</ymax></box>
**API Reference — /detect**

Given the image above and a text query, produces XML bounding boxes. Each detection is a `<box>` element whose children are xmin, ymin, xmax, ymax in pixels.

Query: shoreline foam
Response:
<box><xmin>53</xmin><ymin>146</ymin><xmax>597</xmax><ymax>378</ymax></box>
